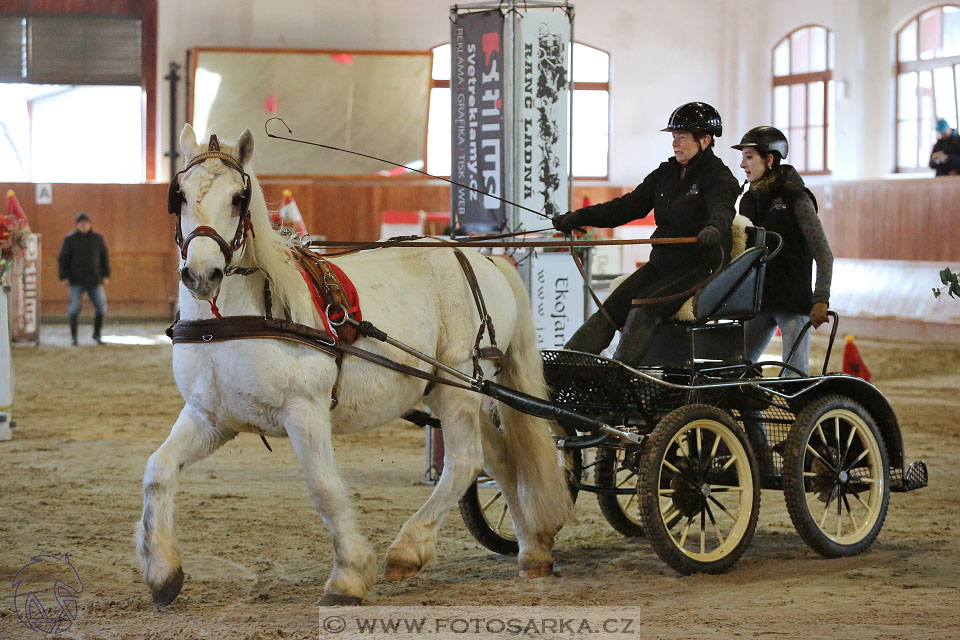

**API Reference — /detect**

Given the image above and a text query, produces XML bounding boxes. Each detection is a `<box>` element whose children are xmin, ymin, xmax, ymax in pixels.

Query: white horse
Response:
<box><xmin>136</xmin><ymin>125</ymin><xmax>573</xmax><ymax>606</ymax></box>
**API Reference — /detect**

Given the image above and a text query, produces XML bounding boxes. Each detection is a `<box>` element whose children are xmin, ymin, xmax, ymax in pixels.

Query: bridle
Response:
<box><xmin>168</xmin><ymin>134</ymin><xmax>254</xmax><ymax>270</ymax></box>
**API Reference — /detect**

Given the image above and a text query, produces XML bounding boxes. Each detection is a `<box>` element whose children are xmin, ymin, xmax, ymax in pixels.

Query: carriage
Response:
<box><xmin>457</xmin><ymin>226</ymin><xmax>929</xmax><ymax>575</ymax></box>
<box><xmin>144</xmin><ymin>127</ymin><xmax>927</xmax><ymax>607</ymax></box>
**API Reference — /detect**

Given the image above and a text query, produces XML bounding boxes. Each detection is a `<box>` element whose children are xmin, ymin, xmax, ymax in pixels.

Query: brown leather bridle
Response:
<box><xmin>168</xmin><ymin>134</ymin><xmax>254</xmax><ymax>269</ymax></box>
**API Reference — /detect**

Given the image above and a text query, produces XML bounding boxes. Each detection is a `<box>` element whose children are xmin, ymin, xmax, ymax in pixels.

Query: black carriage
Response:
<box><xmin>458</xmin><ymin>227</ymin><xmax>928</xmax><ymax>575</ymax></box>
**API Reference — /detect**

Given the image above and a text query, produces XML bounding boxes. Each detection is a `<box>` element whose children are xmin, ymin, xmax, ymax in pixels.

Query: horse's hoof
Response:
<box><xmin>383</xmin><ymin>560</ymin><xmax>421</xmax><ymax>582</ymax></box>
<box><xmin>151</xmin><ymin>567</ymin><xmax>184</xmax><ymax>608</ymax></box>
<box><xmin>318</xmin><ymin>593</ymin><xmax>363</xmax><ymax>606</ymax></box>
<box><xmin>519</xmin><ymin>564</ymin><xmax>554</xmax><ymax>579</ymax></box>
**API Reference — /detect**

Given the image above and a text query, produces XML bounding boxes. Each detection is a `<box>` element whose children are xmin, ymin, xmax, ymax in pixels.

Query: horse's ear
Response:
<box><xmin>235</xmin><ymin>129</ymin><xmax>254</xmax><ymax>166</ymax></box>
<box><xmin>179</xmin><ymin>124</ymin><xmax>200</xmax><ymax>162</ymax></box>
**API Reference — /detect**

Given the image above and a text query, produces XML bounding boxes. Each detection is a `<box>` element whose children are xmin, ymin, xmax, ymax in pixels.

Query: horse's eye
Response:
<box><xmin>232</xmin><ymin>194</ymin><xmax>243</xmax><ymax>207</ymax></box>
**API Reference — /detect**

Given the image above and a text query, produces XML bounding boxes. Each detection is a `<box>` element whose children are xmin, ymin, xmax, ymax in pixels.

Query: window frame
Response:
<box><xmin>770</xmin><ymin>25</ymin><xmax>834</xmax><ymax>176</ymax></box>
<box><xmin>0</xmin><ymin>0</ymin><xmax>157</xmax><ymax>181</ymax></box>
<box><xmin>894</xmin><ymin>4</ymin><xmax>960</xmax><ymax>173</ymax></box>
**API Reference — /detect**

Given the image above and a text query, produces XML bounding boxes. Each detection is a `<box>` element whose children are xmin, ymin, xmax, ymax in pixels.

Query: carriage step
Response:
<box><xmin>893</xmin><ymin>459</ymin><xmax>928</xmax><ymax>492</ymax></box>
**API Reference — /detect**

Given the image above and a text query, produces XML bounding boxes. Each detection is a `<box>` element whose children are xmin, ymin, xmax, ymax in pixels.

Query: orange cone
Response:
<box><xmin>842</xmin><ymin>335</ymin><xmax>871</xmax><ymax>382</ymax></box>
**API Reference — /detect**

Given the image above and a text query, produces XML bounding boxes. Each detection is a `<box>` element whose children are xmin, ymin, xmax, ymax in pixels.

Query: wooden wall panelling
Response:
<box><xmin>809</xmin><ymin>177</ymin><xmax>960</xmax><ymax>262</ymax></box>
<box><xmin>3</xmin><ymin>176</ymin><xmax>958</xmax><ymax>319</ymax></box>
<box><xmin>4</xmin><ymin>182</ymin><xmax>177</xmax><ymax>319</ymax></box>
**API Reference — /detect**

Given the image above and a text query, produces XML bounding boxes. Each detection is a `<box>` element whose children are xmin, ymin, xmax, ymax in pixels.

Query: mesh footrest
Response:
<box><xmin>892</xmin><ymin>459</ymin><xmax>928</xmax><ymax>492</ymax></box>
<box><xmin>542</xmin><ymin>350</ymin><xmax>677</xmax><ymax>418</ymax></box>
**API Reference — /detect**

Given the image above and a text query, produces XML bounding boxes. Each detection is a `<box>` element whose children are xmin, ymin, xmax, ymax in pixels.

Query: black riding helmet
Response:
<box><xmin>661</xmin><ymin>102</ymin><xmax>723</xmax><ymax>137</ymax></box>
<box><xmin>732</xmin><ymin>125</ymin><xmax>789</xmax><ymax>160</ymax></box>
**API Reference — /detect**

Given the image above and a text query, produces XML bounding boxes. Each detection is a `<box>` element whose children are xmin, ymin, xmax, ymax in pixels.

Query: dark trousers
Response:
<box><xmin>601</xmin><ymin>261</ymin><xmax>714</xmax><ymax>327</ymax></box>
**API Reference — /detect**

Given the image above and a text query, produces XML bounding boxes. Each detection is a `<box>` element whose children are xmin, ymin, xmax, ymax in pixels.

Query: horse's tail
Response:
<box><xmin>491</xmin><ymin>258</ymin><xmax>574</xmax><ymax>537</ymax></box>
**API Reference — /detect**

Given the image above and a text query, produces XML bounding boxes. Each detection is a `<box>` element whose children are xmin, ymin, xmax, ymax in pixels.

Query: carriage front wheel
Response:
<box><xmin>781</xmin><ymin>394</ymin><xmax>890</xmax><ymax>558</ymax></box>
<box><xmin>638</xmin><ymin>404</ymin><xmax>760</xmax><ymax>575</ymax></box>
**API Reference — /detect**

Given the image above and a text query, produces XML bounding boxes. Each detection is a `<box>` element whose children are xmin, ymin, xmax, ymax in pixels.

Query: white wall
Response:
<box><xmin>723</xmin><ymin>0</ymin><xmax>944</xmax><ymax>182</ymax></box>
<box><xmin>154</xmin><ymin>0</ymin><xmax>941</xmax><ymax>183</ymax></box>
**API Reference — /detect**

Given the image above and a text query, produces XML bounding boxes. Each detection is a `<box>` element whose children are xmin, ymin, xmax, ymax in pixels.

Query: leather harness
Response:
<box><xmin>168</xmin><ymin>246</ymin><xmax>504</xmax><ymax>408</ymax></box>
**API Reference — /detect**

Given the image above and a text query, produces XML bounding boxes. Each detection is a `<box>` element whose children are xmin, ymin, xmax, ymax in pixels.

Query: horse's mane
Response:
<box><xmin>244</xmin><ymin>172</ymin><xmax>321</xmax><ymax>326</ymax></box>
<box><xmin>197</xmin><ymin>136</ymin><xmax>319</xmax><ymax>326</ymax></box>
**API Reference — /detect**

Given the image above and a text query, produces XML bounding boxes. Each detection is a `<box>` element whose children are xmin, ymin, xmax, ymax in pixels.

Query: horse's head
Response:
<box><xmin>170</xmin><ymin>123</ymin><xmax>255</xmax><ymax>300</ymax></box>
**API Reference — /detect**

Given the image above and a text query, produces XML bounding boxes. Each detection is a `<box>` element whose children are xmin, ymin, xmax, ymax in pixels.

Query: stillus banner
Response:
<box><xmin>11</xmin><ymin>233</ymin><xmax>40</xmax><ymax>345</ymax></box>
<box><xmin>451</xmin><ymin>9</ymin><xmax>505</xmax><ymax>232</ymax></box>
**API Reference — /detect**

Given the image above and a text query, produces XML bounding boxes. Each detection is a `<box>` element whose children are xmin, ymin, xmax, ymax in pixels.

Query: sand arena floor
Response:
<box><xmin>0</xmin><ymin>323</ymin><xmax>958</xmax><ymax>639</ymax></box>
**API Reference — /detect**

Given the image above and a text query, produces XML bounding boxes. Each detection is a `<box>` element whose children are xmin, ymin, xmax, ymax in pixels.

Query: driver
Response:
<box><xmin>553</xmin><ymin>102</ymin><xmax>739</xmax><ymax>366</ymax></box>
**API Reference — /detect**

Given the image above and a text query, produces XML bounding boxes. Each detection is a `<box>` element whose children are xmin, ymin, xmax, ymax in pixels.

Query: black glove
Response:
<box><xmin>552</xmin><ymin>211</ymin><xmax>584</xmax><ymax>234</ymax></box>
<box><xmin>696</xmin><ymin>225</ymin><xmax>721</xmax><ymax>249</ymax></box>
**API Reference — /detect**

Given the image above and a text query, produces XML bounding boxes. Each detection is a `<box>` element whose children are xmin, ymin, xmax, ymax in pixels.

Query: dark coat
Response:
<box><xmin>573</xmin><ymin>147</ymin><xmax>739</xmax><ymax>271</ymax></box>
<box><xmin>739</xmin><ymin>166</ymin><xmax>817</xmax><ymax>314</ymax></box>
<box><xmin>58</xmin><ymin>230</ymin><xmax>110</xmax><ymax>287</ymax></box>
<box><xmin>929</xmin><ymin>132</ymin><xmax>960</xmax><ymax>176</ymax></box>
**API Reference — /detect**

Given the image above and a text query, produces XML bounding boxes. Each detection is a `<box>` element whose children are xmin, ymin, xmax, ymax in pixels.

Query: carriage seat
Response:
<box><xmin>636</xmin><ymin>217</ymin><xmax>768</xmax><ymax>369</ymax></box>
<box><xmin>670</xmin><ymin>214</ymin><xmax>760</xmax><ymax>322</ymax></box>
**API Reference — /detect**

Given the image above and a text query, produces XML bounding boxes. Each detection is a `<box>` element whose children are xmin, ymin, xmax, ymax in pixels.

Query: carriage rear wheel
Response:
<box><xmin>638</xmin><ymin>404</ymin><xmax>760</xmax><ymax>575</ymax></box>
<box><xmin>459</xmin><ymin>442</ymin><xmax>581</xmax><ymax>556</ymax></box>
<box><xmin>781</xmin><ymin>395</ymin><xmax>890</xmax><ymax>558</ymax></box>
<box><xmin>595</xmin><ymin>446</ymin><xmax>646</xmax><ymax>537</ymax></box>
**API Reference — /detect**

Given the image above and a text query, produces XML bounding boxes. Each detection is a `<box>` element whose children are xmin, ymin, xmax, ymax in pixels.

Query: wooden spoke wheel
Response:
<box><xmin>638</xmin><ymin>405</ymin><xmax>760</xmax><ymax>575</ymax></box>
<box><xmin>459</xmin><ymin>444</ymin><xmax>581</xmax><ymax>556</ymax></box>
<box><xmin>782</xmin><ymin>395</ymin><xmax>890</xmax><ymax>557</ymax></box>
<box><xmin>595</xmin><ymin>446</ymin><xmax>646</xmax><ymax>537</ymax></box>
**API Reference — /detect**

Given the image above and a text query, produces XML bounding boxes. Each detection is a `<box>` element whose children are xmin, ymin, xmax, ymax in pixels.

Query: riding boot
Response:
<box><xmin>564</xmin><ymin>311</ymin><xmax>618</xmax><ymax>354</ymax></box>
<box><xmin>69</xmin><ymin>315</ymin><xmax>79</xmax><ymax>346</ymax></box>
<box><xmin>93</xmin><ymin>314</ymin><xmax>104</xmax><ymax>345</ymax></box>
<box><xmin>613</xmin><ymin>307</ymin><xmax>662</xmax><ymax>367</ymax></box>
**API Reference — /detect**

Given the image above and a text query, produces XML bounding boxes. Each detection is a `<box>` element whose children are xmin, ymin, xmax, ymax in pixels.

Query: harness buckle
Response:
<box><xmin>202</xmin><ymin>334</ymin><xmax>213</xmax><ymax>342</ymax></box>
<box><xmin>315</xmin><ymin>334</ymin><xmax>337</xmax><ymax>347</ymax></box>
<box><xmin>326</xmin><ymin>302</ymin><xmax>349</xmax><ymax>327</ymax></box>
<box><xmin>322</xmin><ymin>272</ymin><xmax>341</xmax><ymax>291</ymax></box>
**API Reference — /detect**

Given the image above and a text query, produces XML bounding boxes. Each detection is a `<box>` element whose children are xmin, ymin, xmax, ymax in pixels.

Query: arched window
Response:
<box><xmin>425</xmin><ymin>42</ymin><xmax>609</xmax><ymax>178</ymax></box>
<box><xmin>772</xmin><ymin>26</ymin><xmax>835</xmax><ymax>174</ymax></box>
<box><xmin>895</xmin><ymin>5</ymin><xmax>960</xmax><ymax>171</ymax></box>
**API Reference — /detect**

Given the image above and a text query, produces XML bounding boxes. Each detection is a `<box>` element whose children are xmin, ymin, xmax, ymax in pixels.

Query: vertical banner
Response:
<box><xmin>451</xmin><ymin>9</ymin><xmax>506</xmax><ymax>232</ymax></box>
<box><xmin>10</xmin><ymin>233</ymin><xmax>40</xmax><ymax>344</ymax></box>
<box><xmin>530</xmin><ymin>251</ymin><xmax>585</xmax><ymax>349</ymax></box>
<box><xmin>515</xmin><ymin>8</ymin><xmax>571</xmax><ymax>229</ymax></box>
<box><xmin>0</xmin><ymin>287</ymin><xmax>11</xmax><ymax>437</ymax></box>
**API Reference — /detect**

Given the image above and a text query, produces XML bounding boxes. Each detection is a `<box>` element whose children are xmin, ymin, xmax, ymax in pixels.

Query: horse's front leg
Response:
<box><xmin>385</xmin><ymin>386</ymin><xmax>484</xmax><ymax>581</ymax></box>
<box><xmin>136</xmin><ymin>406</ymin><xmax>236</xmax><ymax>607</ymax></box>
<box><xmin>284</xmin><ymin>401</ymin><xmax>377</xmax><ymax>606</ymax></box>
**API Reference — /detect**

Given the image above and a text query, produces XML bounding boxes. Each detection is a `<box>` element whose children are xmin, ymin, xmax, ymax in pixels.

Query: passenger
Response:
<box><xmin>733</xmin><ymin>126</ymin><xmax>833</xmax><ymax>377</ymax></box>
<box><xmin>553</xmin><ymin>101</ymin><xmax>739</xmax><ymax>365</ymax></box>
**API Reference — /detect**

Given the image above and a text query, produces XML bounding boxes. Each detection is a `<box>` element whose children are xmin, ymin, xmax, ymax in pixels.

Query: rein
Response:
<box><xmin>307</xmin><ymin>235</ymin><xmax>699</xmax><ymax>250</ymax></box>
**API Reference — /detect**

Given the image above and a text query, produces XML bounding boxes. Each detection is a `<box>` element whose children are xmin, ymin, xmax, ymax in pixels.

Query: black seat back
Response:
<box><xmin>691</xmin><ymin>246</ymin><xmax>766</xmax><ymax>321</ymax></box>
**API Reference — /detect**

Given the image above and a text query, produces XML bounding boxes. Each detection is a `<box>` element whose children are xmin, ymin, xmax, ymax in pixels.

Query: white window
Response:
<box><xmin>772</xmin><ymin>26</ymin><xmax>835</xmax><ymax>174</ymax></box>
<box><xmin>895</xmin><ymin>5</ymin><xmax>960</xmax><ymax>171</ymax></box>
<box><xmin>0</xmin><ymin>84</ymin><xmax>143</xmax><ymax>183</ymax></box>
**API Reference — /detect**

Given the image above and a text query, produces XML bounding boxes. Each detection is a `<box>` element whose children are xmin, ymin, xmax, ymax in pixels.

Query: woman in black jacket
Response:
<box><xmin>732</xmin><ymin>126</ymin><xmax>833</xmax><ymax>377</ymax></box>
<box><xmin>553</xmin><ymin>102</ymin><xmax>740</xmax><ymax>365</ymax></box>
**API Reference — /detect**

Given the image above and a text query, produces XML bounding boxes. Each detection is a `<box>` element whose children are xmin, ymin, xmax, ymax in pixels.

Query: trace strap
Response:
<box><xmin>168</xmin><ymin>316</ymin><xmax>477</xmax><ymax>391</ymax></box>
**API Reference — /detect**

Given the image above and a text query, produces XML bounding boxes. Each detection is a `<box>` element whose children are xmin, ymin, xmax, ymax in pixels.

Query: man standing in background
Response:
<box><xmin>58</xmin><ymin>212</ymin><xmax>110</xmax><ymax>345</ymax></box>
<box><xmin>930</xmin><ymin>119</ymin><xmax>960</xmax><ymax>176</ymax></box>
